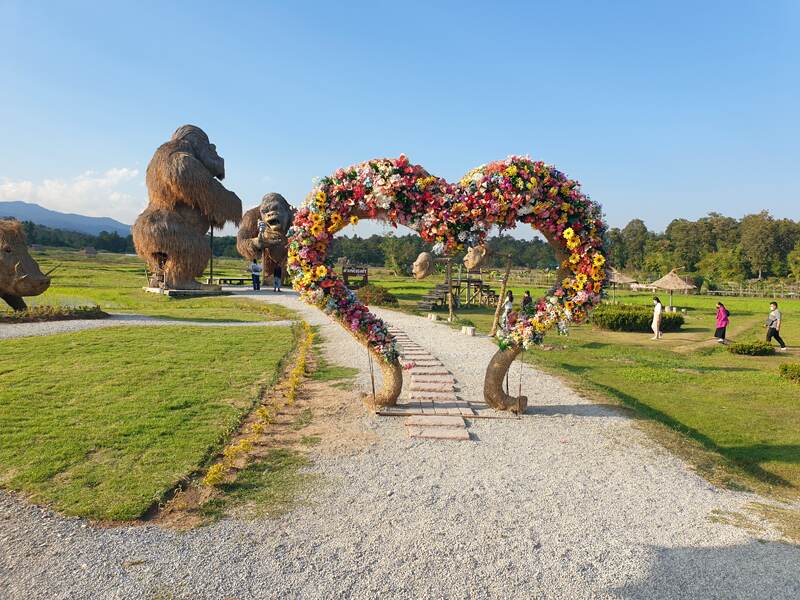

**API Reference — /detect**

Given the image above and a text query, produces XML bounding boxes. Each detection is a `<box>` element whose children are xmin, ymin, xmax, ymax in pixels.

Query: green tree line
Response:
<box><xmin>607</xmin><ymin>211</ymin><xmax>800</xmax><ymax>282</ymax></box>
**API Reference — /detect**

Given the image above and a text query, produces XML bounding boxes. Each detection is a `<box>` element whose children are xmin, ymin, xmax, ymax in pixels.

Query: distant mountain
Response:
<box><xmin>0</xmin><ymin>201</ymin><xmax>131</xmax><ymax>236</ymax></box>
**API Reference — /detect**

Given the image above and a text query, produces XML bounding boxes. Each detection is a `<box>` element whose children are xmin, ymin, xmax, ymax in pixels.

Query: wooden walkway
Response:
<box><xmin>380</xmin><ymin>325</ymin><xmax>475</xmax><ymax>442</ymax></box>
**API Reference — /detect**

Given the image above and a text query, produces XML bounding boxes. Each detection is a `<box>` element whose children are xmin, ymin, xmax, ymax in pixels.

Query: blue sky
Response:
<box><xmin>1</xmin><ymin>0</ymin><xmax>798</xmax><ymax>238</ymax></box>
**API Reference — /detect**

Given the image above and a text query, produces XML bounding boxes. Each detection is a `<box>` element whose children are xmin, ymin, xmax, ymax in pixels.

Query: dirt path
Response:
<box><xmin>1</xmin><ymin>289</ymin><xmax>798</xmax><ymax>600</ymax></box>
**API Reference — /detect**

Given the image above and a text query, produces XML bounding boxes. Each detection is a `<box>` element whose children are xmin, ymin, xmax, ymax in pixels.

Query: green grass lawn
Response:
<box><xmin>0</xmin><ymin>325</ymin><xmax>295</xmax><ymax>519</ymax></box>
<box><xmin>370</xmin><ymin>271</ymin><xmax>800</xmax><ymax>498</ymax></box>
<box><xmin>20</xmin><ymin>249</ymin><xmax>294</xmax><ymax>322</ymax></box>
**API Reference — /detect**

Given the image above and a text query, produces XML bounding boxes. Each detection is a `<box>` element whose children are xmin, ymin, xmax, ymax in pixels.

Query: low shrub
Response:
<box><xmin>779</xmin><ymin>363</ymin><xmax>800</xmax><ymax>383</ymax></box>
<box><xmin>592</xmin><ymin>304</ymin><xmax>684</xmax><ymax>332</ymax></box>
<box><xmin>355</xmin><ymin>284</ymin><xmax>398</xmax><ymax>306</ymax></box>
<box><xmin>0</xmin><ymin>304</ymin><xmax>108</xmax><ymax>324</ymax></box>
<box><xmin>728</xmin><ymin>340</ymin><xmax>775</xmax><ymax>356</ymax></box>
<box><xmin>456</xmin><ymin>318</ymin><xmax>476</xmax><ymax>328</ymax></box>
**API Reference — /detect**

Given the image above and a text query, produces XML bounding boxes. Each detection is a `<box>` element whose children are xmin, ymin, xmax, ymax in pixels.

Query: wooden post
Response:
<box><xmin>446</xmin><ymin>260</ymin><xmax>454</xmax><ymax>322</ymax></box>
<box><xmin>490</xmin><ymin>255</ymin><xmax>513</xmax><ymax>337</ymax></box>
<box><xmin>209</xmin><ymin>225</ymin><xmax>214</xmax><ymax>284</ymax></box>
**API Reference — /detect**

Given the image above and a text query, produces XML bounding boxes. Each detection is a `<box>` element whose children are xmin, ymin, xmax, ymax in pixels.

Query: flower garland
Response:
<box><xmin>287</xmin><ymin>155</ymin><xmax>607</xmax><ymax>360</ymax></box>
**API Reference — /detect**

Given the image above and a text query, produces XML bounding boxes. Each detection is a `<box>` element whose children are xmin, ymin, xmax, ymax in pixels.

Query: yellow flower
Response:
<box><xmin>504</xmin><ymin>165</ymin><xmax>518</xmax><ymax>177</ymax></box>
<box><xmin>315</xmin><ymin>265</ymin><xmax>327</xmax><ymax>278</ymax></box>
<box><xmin>569</xmin><ymin>253</ymin><xmax>581</xmax><ymax>264</ymax></box>
<box><xmin>310</xmin><ymin>223</ymin><xmax>323</xmax><ymax>237</ymax></box>
<box><xmin>562</xmin><ymin>227</ymin><xmax>575</xmax><ymax>240</ymax></box>
<box><xmin>593</xmin><ymin>254</ymin><xmax>606</xmax><ymax>267</ymax></box>
<box><xmin>350</xmin><ymin>215</ymin><xmax>359</xmax><ymax>226</ymax></box>
<box><xmin>576</xmin><ymin>273</ymin><xmax>588</xmax><ymax>284</ymax></box>
<box><xmin>311</xmin><ymin>213</ymin><xmax>323</xmax><ymax>225</ymax></box>
<box><xmin>315</xmin><ymin>190</ymin><xmax>327</xmax><ymax>204</ymax></box>
<box><xmin>567</xmin><ymin>236</ymin><xmax>581</xmax><ymax>250</ymax></box>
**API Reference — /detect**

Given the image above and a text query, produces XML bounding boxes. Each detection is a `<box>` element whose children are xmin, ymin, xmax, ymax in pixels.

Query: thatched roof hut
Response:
<box><xmin>651</xmin><ymin>269</ymin><xmax>696</xmax><ymax>307</ymax></box>
<box><xmin>609</xmin><ymin>267</ymin><xmax>637</xmax><ymax>285</ymax></box>
<box><xmin>608</xmin><ymin>267</ymin><xmax>637</xmax><ymax>302</ymax></box>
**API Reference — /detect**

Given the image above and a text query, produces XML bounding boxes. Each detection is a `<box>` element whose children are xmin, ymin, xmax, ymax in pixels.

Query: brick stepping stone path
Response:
<box><xmin>380</xmin><ymin>325</ymin><xmax>474</xmax><ymax>441</ymax></box>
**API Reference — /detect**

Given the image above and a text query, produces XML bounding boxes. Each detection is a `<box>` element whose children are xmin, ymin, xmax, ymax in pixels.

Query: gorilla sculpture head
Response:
<box><xmin>171</xmin><ymin>124</ymin><xmax>226</xmax><ymax>180</ymax></box>
<box><xmin>412</xmin><ymin>251</ymin><xmax>434</xmax><ymax>279</ymax></box>
<box><xmin>463</xmin><ymin>245</ymin><xmax>488</xmax><ymax>271</ymax></box>
<box><xmin>258</xmin><ymin>192</ymin><xmax>293</xmax><ymax>236</ymax></box>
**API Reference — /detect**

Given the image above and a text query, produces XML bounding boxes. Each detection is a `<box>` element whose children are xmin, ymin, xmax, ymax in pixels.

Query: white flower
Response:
<box><xmin>432</xmin><ymin>242</ymin><xmax>445</xmax><ymax>255</ymax></box>
<box><xmin>517</xmin><ymin>204</ymin><xmax>534</xmax><ymax>216</ymax></box>
<box><xmin>374</xmin><ymin>193</ymin><xmax>392</xmax><ymax>209</ymax></box>
<box><xmin>458</xmin><ymin>231</ymin><xmax>468</xmax><ymax>241</ymax></box>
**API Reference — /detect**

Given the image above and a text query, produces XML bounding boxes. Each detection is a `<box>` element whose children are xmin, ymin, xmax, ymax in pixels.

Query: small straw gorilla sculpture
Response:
<box><xmin>237</xmin><ymin>193</ymin><xmax>296</xmax><ymax>284</ymax></box>
<box><xmin>132</xmin><ymin>125</ymin><xmax>242</xmax><ymax>289</ymax></box>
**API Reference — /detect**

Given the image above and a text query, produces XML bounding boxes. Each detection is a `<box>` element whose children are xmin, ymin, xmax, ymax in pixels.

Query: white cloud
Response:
<box><xmin>0</xmin><ymin>168</ymin><xmax>144</xmax><ymax>224</ymax></box>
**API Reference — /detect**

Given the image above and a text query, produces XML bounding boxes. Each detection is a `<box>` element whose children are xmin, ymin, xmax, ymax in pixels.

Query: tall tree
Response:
<box><xmin>739</xmin><ymin>211</ymin><xmax>777</xmax><ymax>279</ymax></box>
<box><xmin>605</xmin><ymin>227</ymin><xmax>626</xmax><ymax>268</ymax></box>
<box><xmin>621</xmin><ymin>219</ymin><xmax>650</xmax><ymax>270</ymax></box>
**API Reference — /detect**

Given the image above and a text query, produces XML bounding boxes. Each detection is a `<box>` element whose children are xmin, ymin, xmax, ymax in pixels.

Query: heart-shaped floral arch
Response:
<box><xmin>287</xmin><ymin>155</ymin><xmax>607</xmax><ymax>412</ymax></box>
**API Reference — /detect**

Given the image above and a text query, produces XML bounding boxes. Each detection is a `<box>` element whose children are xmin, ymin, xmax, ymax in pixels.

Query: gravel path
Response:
<box><xmin>0</xmin><ymin>313</ymin><xmax>295</xmax><ymax>339</ymax></box>
<box><xmin>1</xmin><ymin>290</ymin><xmax>798</xmax><ymax>599</ymax></box>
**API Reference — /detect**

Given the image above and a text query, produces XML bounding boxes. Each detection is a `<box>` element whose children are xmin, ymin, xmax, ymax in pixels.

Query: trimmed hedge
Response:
<box><xmin>779</xmin><ymin>363</ymin><xmax>800</xmax><ymax>383</ymax></box>
<box><xmin>728</xmin><ymin>340</ymin><xmax>775</xmax><ymax>356</ymax></box>
<box><xmin>0</xmin><ymin>304</ymin><xmax>108</xmax><ymax>324</ymax></box>
<box><xmin>355</xmin><ymin>284</ymin><xmax>398</xmax><ymax>306</ymax></box>
<box><xmin>592</xmin><ymin>304</ymin><xmax>684</xmax><ymax>332</ymax></box>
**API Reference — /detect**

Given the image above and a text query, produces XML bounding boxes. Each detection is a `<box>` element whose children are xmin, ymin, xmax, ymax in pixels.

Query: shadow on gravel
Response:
<box><xmin>525</xmin><ymin>403</ymin><xmax>623</xmax><ymax>418</ymax></box>
<box><xmin>609</xmin><ymin>541</ymin><xmax>800</xmax><ymax>599</ymax></box>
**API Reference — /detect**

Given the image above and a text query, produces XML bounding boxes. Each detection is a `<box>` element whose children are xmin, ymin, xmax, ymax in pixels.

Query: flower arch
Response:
<box><xmin>287</xmin><ymin>155</ymin><xmax>607</xmax><ymax>411</ymax></box>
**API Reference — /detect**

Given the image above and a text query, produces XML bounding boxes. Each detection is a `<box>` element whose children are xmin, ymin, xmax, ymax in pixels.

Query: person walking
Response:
<box><xmin>651</xmin><ymin>296</ymin><xmax>664</xmax><ymax>340</ymax></box>
<box><xmin>521</xmin><ymin>290</ymin><xmax>532</xmax><ymax>312</ymax></box>
<box><xmin>249</xmin><ymin>259</ymin><xmax>262</xmax><ymax>291</ymax></box>
<box><xmin>714</xmin><ymin>301</ymin><xmax>730</xmax><ymax>343</ymax></box>
<box><xmin>765</xmin><ymin>301</ymin><xmax>787</xmax><ymax>351</ymax></box>
<box><xmin>273</xmin><ymin>264</ymin><xmax>283</xmax><ymax>293</ymax></box>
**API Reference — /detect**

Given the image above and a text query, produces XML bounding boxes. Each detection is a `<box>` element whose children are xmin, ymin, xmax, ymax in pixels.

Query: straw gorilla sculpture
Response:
<box><xmin>132</xmin><ymin>125</ymin><xmax>242</xmax><ymax>289</ymax></box>
<box><xmin>236</xmin><ymin>193</ymin><xmax>295</xmax><ymax>284</ymax></box>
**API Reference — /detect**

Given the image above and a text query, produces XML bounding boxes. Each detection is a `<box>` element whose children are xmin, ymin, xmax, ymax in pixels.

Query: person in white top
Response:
<box><xmin>651</xmin><ymin>296</ymin><xmax>663</xmax><ymax>340</ymax></box>
<box><xmin>249</xmin><ymin>259</ymin><xmax>262</xmax><ymax>291</ymax></box>
<box><xmin>501</xmin><ymin>290</ymin><xmax>514</xmax><ymax>329</ymax></box>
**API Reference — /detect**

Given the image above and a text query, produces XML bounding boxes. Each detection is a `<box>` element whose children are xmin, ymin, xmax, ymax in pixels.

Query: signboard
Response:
<box><xmin>342</xmin><ymin>266</ymin><xmax>369</xmax><ymax>289</ymax></box>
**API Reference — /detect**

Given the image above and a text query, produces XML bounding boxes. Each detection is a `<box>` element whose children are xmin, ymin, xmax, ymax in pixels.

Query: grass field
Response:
<box><xmin>0</xmin><ymin>324</ymin><xmax>296</xmax><ymax>520</ymax></box>
<box><xmin>370</xmin><ymin>271</ymin><xmax>800</xmax><ymax>499</ymax></box>
<box><xmin>22</xmin><ymin>249</ymin><xmax>292</xmax><ymax>323</ymax></box>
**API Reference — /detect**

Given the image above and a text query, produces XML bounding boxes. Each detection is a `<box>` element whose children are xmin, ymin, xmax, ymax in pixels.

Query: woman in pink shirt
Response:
<box><xmin>715</xmin><ymin>302</ymin><xmax>730</xmax><ymax>343</ymax></box>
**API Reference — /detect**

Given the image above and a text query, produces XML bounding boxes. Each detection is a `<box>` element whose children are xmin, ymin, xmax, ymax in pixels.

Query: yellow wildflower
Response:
<box><xmin>315</xmin><ymin>265</ymin><xmax>327</xmax><ymax>278</ymax></box>
<box><xmin>562</xmin><ymin>227</ymin><xmax>575</xmax><ymax>240</ymax></box>
<box><xmin>350</xmin><ymin>215</ymin><xmax>359</xmax><ymax>226</ymax></box>
<box><xmin>567</xmin><ymin>236</ymin><xmax>581</xmax><ymax>250</ymax></box>
<box><xmin>504</xmin><ymin>165</ymin><xmax>518</xmax><ymax>177</ymax></box>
